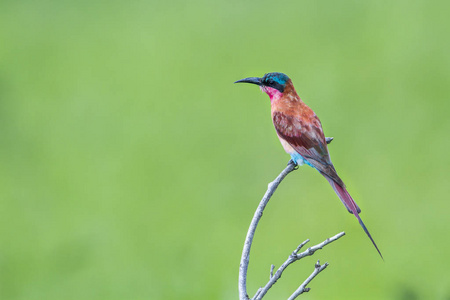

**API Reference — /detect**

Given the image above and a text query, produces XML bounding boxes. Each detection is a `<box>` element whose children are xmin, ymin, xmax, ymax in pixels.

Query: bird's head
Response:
<box><xmin>234</xmin><ymin>72</ymin><xmax>291</xmax><ymax>101</ymax></box>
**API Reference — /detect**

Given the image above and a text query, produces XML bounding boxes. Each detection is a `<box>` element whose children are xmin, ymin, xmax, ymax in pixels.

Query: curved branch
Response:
<box><xmin>238</xmin><ymin>136</ymin><xmax>336</xmax><ymax>300</ymax></box>
<box><xmin>239</xmin><ymin>161</ymin><xmax>297</xmax><ymax>300</ymax></box>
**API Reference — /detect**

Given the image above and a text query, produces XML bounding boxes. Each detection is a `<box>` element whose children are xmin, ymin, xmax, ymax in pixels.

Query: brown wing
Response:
<box><xmin>273</xmin><ymin>111</ymin><xmax>345</xmax><ymax>187</ymax></box>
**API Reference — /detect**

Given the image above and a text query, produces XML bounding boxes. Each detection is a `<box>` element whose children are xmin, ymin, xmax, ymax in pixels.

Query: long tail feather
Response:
<box><xmin>325</xmin><ymin>177</ymin><xmax>383</xmax><ymax>259</ymax></box>
<box><xmin>325</xmin><ymin>177</ymin><xmax>361</xmax><ymax>214</ymax></box>
<box><xmin>354</xmin><ymin>212</ymin><xmax>384</xmax><ymax>259</ymax></box>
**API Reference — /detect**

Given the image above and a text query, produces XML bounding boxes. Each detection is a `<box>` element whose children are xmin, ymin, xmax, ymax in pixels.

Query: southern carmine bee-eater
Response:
<box><xmin>235</xmin><ymin>72</ymin><xmax>382</xmax><ymax>258</ymax></box>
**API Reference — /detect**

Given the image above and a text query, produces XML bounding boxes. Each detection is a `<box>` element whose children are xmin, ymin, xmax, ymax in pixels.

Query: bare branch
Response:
<box><xmin>238</xmin><ymin>136</ymin><xmax>338</xmax><ymax>300</ymax></box>
<box><xmin>252</xmin><ymin>232</ymin><xmax>345</xmax><ymax>300</ymax></box>
<box><xmin>293</xmin><ymin>239</ymin><xmax>310</xmax><ymax>255</ymax></box>
<box><xmin>238</xmin><ymin>161</ymin><xmax>297</xmax><ymax>300</ymax></box>
<box><xmin>253</xmin><ymin>288</ymin><xmax>262</xmax><ymax>300</ymax></box>
<box><xmin>293</xmin><ymin>232</ymin><xmax>345</xmax><ymax>260</ymax></box>
<box><xmin>287</xmin><ymin>261</ymin><xmax>329</xmax><ymax>300</ymax></box>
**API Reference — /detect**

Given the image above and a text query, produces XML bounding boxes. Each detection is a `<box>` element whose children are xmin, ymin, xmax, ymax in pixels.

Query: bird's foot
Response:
<box><xmin>288</xmin><ymin>159</ymin><xmax>299</xmax><ymax>170</ymax></box>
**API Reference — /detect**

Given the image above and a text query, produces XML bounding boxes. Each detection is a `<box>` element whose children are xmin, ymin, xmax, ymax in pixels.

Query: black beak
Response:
<box><xmin>234</xmin><ymin>77</ymin><xmax>262</xmax><ymax>86</ymax></box>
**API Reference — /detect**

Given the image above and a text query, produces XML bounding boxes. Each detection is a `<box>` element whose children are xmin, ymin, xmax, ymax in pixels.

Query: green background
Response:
<box><xmin>1</xmin><ymin>0</ymin><xmax>449</xmax><ymax>299</ymax></box>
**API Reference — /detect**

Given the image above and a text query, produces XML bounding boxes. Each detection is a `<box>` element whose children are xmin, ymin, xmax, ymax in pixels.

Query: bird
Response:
<box><xmin>235</xmin><ymin>72</ymin><xmax>382</xmax><ymax>259</ymax></box>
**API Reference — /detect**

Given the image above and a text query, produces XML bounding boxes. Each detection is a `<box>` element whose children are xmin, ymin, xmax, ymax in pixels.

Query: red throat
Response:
<box><xmin>261</xmin><ymin>86</ymin><xmax>283</xmax><ymax>102</ymax></box>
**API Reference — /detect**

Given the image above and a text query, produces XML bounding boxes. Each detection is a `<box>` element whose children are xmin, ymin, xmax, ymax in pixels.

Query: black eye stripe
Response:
<box><xmin>262</xmin><ymin>73</ymin><xmax>287</xmax><ymax>93</ymax></box>
<box><xmin>265</xmin><ymin>79</ymin><xmax>284</xmax><ymax>92</ymax></box>
<box><xmin>266</xmin><ymin>81</ymin><xmax>284</xmax><ymax>93</ymax></box>
<box><xmin>273</xmin><ymin>82</ymin><xmax>285</xmax><ymax>92</ymax></box>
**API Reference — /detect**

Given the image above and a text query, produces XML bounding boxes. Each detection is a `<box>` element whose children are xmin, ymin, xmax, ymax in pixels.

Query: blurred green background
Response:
<box><xmin>1</xmin><ymin>0</ymin><xmax>449</xmax><ymax>299</ymax></box>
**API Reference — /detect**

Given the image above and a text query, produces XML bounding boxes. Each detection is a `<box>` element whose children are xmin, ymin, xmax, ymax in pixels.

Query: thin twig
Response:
<box><xmin>287</xmin><ymin>261</ymin><xmax>329</xmax><ymax>300</ymax></box>
<box><xmin>253</xmin><ymin>232</ymin><xmax>345</xmax><ymax>300</ymax></box>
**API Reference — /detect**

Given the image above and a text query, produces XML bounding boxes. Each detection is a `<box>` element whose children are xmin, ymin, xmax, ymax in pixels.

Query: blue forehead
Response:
<box><xmin>263</xmin><ymin>72</ymin><xmax>290</xmax><ymax>85</ymax></box>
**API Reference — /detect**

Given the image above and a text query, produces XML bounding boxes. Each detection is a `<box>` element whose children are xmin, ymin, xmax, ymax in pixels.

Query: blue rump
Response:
<box><xmin>290</xmin><ymin>152</ymin><xmax>315</xmax><ymax>168</ymax></box>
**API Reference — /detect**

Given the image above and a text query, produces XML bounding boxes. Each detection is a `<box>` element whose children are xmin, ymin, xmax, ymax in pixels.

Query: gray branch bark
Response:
<box><xmin>287</xmin><ymin>260</ymin><xmax>328</xmax><ymax>300</ymax></box>
<box><xmin>254</xmin><ymin>232</ymin><xmax>345</xmax><ymax>300</ymax></box>
<box><xmin>238</xmin><ymin>136</ymin><xmax>345</xmax><ymax>299</ymax></box>
<box><xmin>238</xmin><ymin>161</ymin><xmax>297</xmax><ymax>300</ymax></box>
